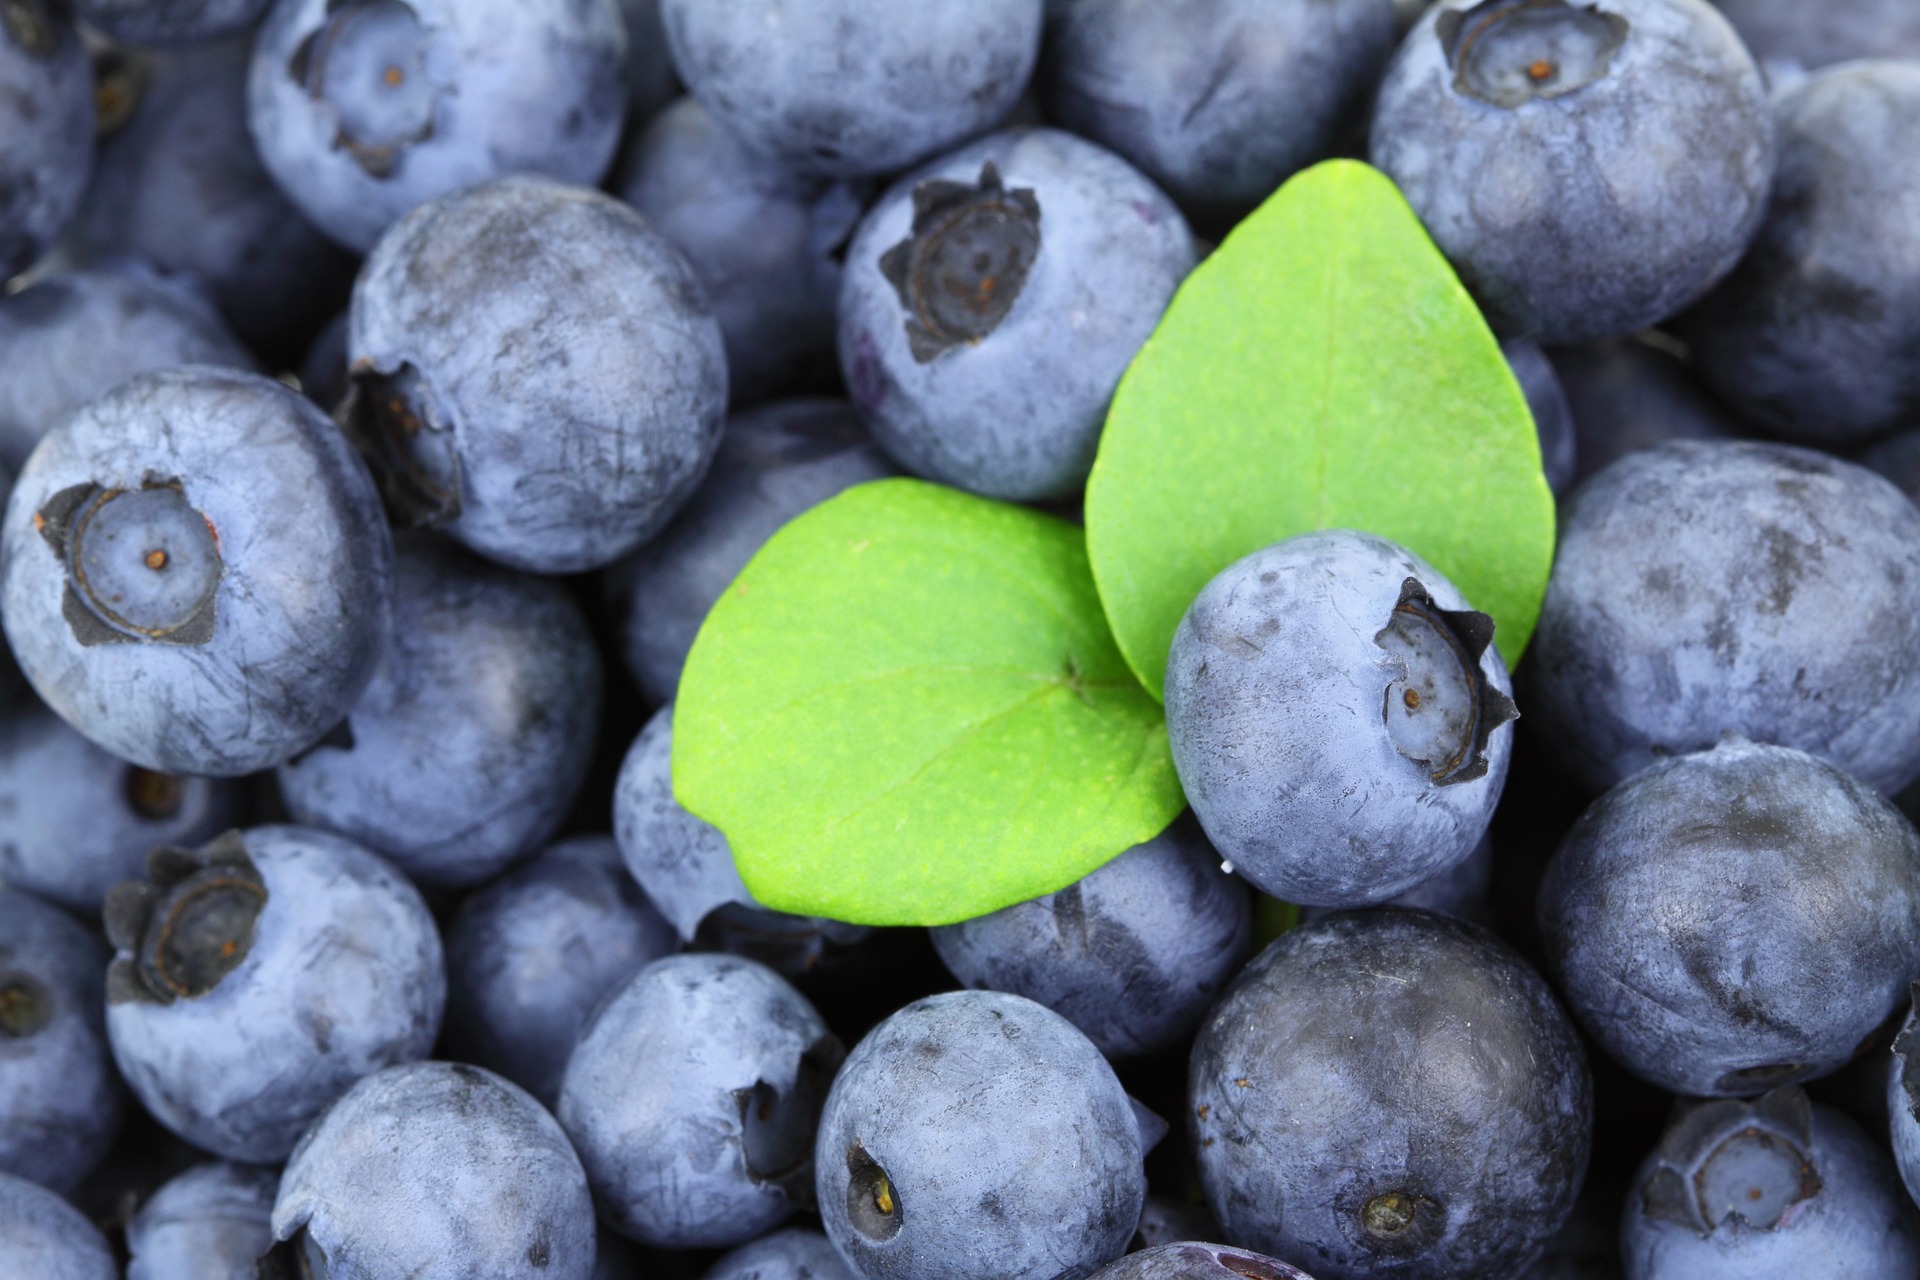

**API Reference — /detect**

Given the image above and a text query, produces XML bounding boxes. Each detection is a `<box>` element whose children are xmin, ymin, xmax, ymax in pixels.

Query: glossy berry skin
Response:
<box><xmin>0</xmin><ymin>702</ymin><xmax>237</xmax><ymax>912</ymax></box>
<box><xmin>74</xmin><ymin>0</ymin><xmax>269</xmax><ymax>47</ymax></box>
<box><xmin>1546</xmin><ymin>337</ymin><xmax>1742</xmax><ymax>486</ymax></box>
<box><xmin>815</xmin><ymin>989</ymin><xmax>1147</xmax><ymax>1280</ymax></box>
<box><xmin>77</xmin><ymin>40</ymin><xmax>354</xmax><ymax>364</ymax></box>
<box><xmin>270</xmin><ymin>1061</ymin><xmax>597</xmax><ymax>1280</ymax></box>
<box><xmin>930</xmin><ymin>815</ymin><xmax>1251</xmax><ymax>1059</ymax></box>
<box><xmin>277</xmin><ymin>536</ymin><xmax>603</xmax><ymax>889</ymax></box>
<box><xmin>247</xmin><ymin>0</ymin><xmax>626</xmax><ymax>252</ymax></box>
<box><xmin>616</xmin><ymin>99</ymin><xmax>867</xmax><ymax>404</ymax></box>
<box><xmin>1041</xmin><ymin>0</ymin><xmax>1395</xmax><ymax>214</ymax></box>
<box><xmin>0</xmin><ymin>266</ymin><xmax>256</xmax><ymax>472</ymax></box>
<box><xmin>1191</xmin><ymin>910</ymin><xmax>1591</xmax><ymax>1280</ymax></box>
<box><xmin>0</xmin><ymin>888</ymin><xmax>121</xmax><ymax>1194</ymax></box>
<box><xmin>444</xmin><ymin>836</ymin><xmax>678</xmax><ymax>1108</ymax></box>
<box><xmin>1680</xmin><ymin>61</ymin><xmax>1920</xmax><ymax>444</ymax></box>
<box><xmin>1622</xmin><ymin>1089</ymin><xmax>1920</xmax><ymax>1279</ymax></box>
<box><xmin>559</xmin><ymin>953</ymin><xmax>844</xmax><ymax>1249</ymax></box>
<box><xmin>104</xmin><ymin>826</ymin><xmax>446</xmax><ymax>1162</ymax></box>
<box><xmin>1165</xmin><ymin>529</ymin><xmax>1516</xmax><ymax>908</ymax></box>
<box><xmin>1530</xmin><ymin>441</ymin><xmax>1920</xmax><ymax>795</ymax></box>
<box><xmin>1088</xmin><ymin>1243</ymin><xmax>1316</xmax><ymax>1280</ymax></box>
<box><xmin>1</xmin><ymin>366</ymin><xmax>394</xmax><ymax>777</ymax></box>
<box><xmin>0</xmin><ymin>1170</ymin><xmax>117</xmax><ymax>1280</ymax></box>
<box><xmin>602</xmin><ymin>399</ymin><xmax>894</xmax><ymax>704</ymax></box>
<box><xmin>346</xmin><ymin>176</ymin><xmax>728</xmax><ymax>574</ymax></box>
<box><xmin>126</xmin><ymin>1161</ymin><xmax>276</xmax><ymax>1280</ymax></box>
<box><xmin>706</xmin><ymin>1228</ymin><xmax>857</xmax><ymax>1280</ymax></box>
<box><xmin>661</xmin><ymin>0</ymin><xmax>1043</xmax><ymax>178</ymax></box>
<box><xmin>1712</xmin><ymin>0</ymin><xmax>1920</xmax><ymax>75</ymax></box>
<box><xmin>1538</xmin><ymin>739</ymin><xmax>1920</xmax><ymax>1098</ymax></box>
<box><xmin>0</xmin><ymin>1</ymin><xmax>92</xmax><ymax>279</ymax></box>
<box><xmin>1504</xmin><ymin>339</ymin><xmax>1577</xmax><ymax>496</ymax></box>
<box><xmin>840</xmin><ymin>128</ymin><xmax>1193</xmax><ymax>501</ymax></box>
<box><xmin>1371</xmin><ymin>0</ymin><xmax>1771</xmax><ymax>343</ymax></box>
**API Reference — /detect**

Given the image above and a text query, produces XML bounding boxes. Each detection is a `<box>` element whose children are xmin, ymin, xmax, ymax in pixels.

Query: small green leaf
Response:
<box><xmin>672</xmin><ymin>478</ymin><xmax>1186</xmax><ymax>927</ymax></box>
<box><xmin>1085</xmin><ymin>159</ymin><xmax>1556</xmax><ymax>700</ymax></box>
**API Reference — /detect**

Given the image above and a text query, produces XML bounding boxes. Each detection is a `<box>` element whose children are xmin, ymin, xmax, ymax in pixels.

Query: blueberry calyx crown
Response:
<box><xmin>1374</xmin><ymin>578</ymin><xmax>1518</xmax><ymax>786</ymax></box>
<box><xmin>124</xmin><ymin>766</ymin><xmax>186</xmax><ymax>821</ymax></box>
<box><xmin>1341</xmin><ymin>1184</ymin><xmax>1446</xmax><ymax>1258</ymax></box>
<box><xmin>1</xmin><ymin>0</ymin><xmax>58</xmax><ymax>58</ymax></box>
<box><xmin>91</xmin><ymin>47</ymin><xmax>151</xmax><ymax>136</ymax></box>
<box><xmin>733</xmin><ymin>1032</ymin><xmax>847</xmax><ymax>1207</ymax></box>
<box><xmin>845</xmin><ymin>1142</ymin><xmax>904</xmax><ymax>1242</ymax></box>
<box><xmin>879</xmin><ymin>160</ymin><xmax>1042</xmax><ymax>365</ymax></box>
<box><xmin>105</xmin><ymin>831</ymin><xmax>268</xmax><ymax>1007</ymax></box>
<box><xmin>1637</xmin><ymin>1087</ymin><xmax>1823</xmax><ymax>1238</ymax></box>
<box><xmin>36</xmin><ymin>478</ymin><xmax>224</xmax><ymax>649</ymax></box>
<box><xmin>289</xmin><ymin>0</ymin><xmax>440</xmax><ymax>179</ymax></box>
<box><xmin>340</xmin><ymin>360</ymin><xmax>463</xmax><ymax>528</ymax></box>
<box><xmin>1438</xmin><ymin>0</ymin><xmax>1629</xmax><ymax>110</ymax></box>
<box><xmin>0</xmin><ymin>972</ymin><xmax>51</xmax><ymax>1038</ymax></box>
<box><xmin>1170</xmin><ymin>1245</ymin><xmax>1304</xmax><ymax>1280</ymax></box>
<box><xmin>1892</xmin><ymin>982</ymin><xmax>1920</xmax><ymax>1125</ymax></box>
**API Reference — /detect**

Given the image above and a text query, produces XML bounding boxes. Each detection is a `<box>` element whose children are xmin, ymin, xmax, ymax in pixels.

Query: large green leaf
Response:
<box><xmin>672</xmin><ymin>478</ymin><xmax>1186</xmax><ymax>926</ymax></box>
<box><xmin>1085</xmin><ymin>159</ymin><xmax>1556</xmax><ymax>700</ymax></box>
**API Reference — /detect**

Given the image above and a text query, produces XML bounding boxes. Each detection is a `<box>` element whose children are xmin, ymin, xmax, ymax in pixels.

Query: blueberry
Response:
<box><xmin>343</xmin><ymin>175</ymin><xmax>728</xmax><ymax>573</ymax></box>
<box><xmin>1191</xmin><ymin>909</ymin><xmax>1591</xmax><ymax>1280</ymax></box>
<box><xmin>1538</xmin><ymin>739</ymin><xmax>1920</xmax><ymax>1097</ymax></box>
<box><xmin>444</xmin><ymin>836</ymin><xmax>678</xmax><ymax>1108</ymax></box>
<box><xmin>277</xmin><ymin>535</ymin><xmax>604</xmax><ymax>889</ymax></box>
<box><xmin>838</xmin><ymin>127</ymin><xmax>1195</xmax><ymax>501</ymax></box>
<box><xmin>815</xmin><ymin>989</ymin><xmax>1146</xmax><ymax>1280</ymax></box>
<box><xmin>1504</xmin><ymin>338</ymin><xmax>1578</xmax><ymax>496</ymax></box>
<box><xmin>0</xmin><ymin>1170</ymin><xmax>117</xmax><ymax>1280</ymax></box>
<box><xmin>269</xmin><ymin>1060</ymin><xmax>597</xmax><ymax>1280</ymax></box>
<box><xmin>1679</xmin><ymin>60</ymin><xmax>1920</xmax><ymax>444</ymax></box>
<box><xmin>248</xmin><ymin>0</ymin><xmax>626</xmax><ymax>252</ymax></box>
<box><xmin>0</xmin><ymin>265</ymin><xmax>257</xmax><ymax>472</ymax></box>
<box><xmin>1</xmin><ymin>366</ymin><xmax>393</xmax><ymax>776</ymax></box>
<box><xmin>1040</xmin><ymin>0</ymin><xmax>1395</xmax><ymax>215</ymax></box>
<box><xmin>612</xmin><ymin>703</ymin><xmax>870</xmax><ymax>970</ymax></box>
<box><xmin>76</xmin><ymin>40</ymin><xmax>355</xmax><ymax>365</ymax></box>
<box><xmin>1370</xmin><ymin>0</ymin><xmax>1772</xmax><ymax>343</ymax></box>
<box><xmin>1891</xmin><ymin>992</ymin><xmax>1920</xmax><ymax>1208</ymax></box>
<box><xmin>0</xmin><ymin>888</ymin><xmax>121</xmax><ymax>1194</ymax></box>
<box><xmin>103</xmin><ymin>826</ymin><xmax>445</xmax><ymax>1161</ymax></box>
<box><xmin>706</xmin><ymin>1228</ymin><xmax>857</xmax><ymax>1280</ymax></box>
<box><xmin>1300</xmin><ymin>835</ymin><xmax>1494</xmax><ymax>925</ymax></box>
<box><xmin>1165</xmin><ymin>528</ymin><xmax>1516</xmax><ymax>908</ymax></box>
<box><xmin>1713</xmin><ymin>0</ymin><xmax>1920</xmax><ymax>77</ymax></box>
<box><xmin>1530</xmin><ymin>440</ymin><xmax>1920</xmax><ymax>794</ymax></box>
<box><xmin>0</xmin><ymin>1</ymin><xmax>93</xmax><ymax>279</ymax></box>
<box><xmin>1861</xmin><ymin>430</ymin><xmax>1920</xmax><ymax>508</ymax></box>
<box><xmin>125</xmin><ymin>1161</ymin><xmax>276</xmax><ymax>1280</ymax></box>
<box><xmin>73</xmin><ymin>0</ymin><xmax>269</xmax><ymax>47</ymax></box>
<box><xmin>0</xmin><ymin>701</ymin><xmax>237</xmax><ymax>912</ymax></box>
<box><xmin>601</xmin><ymin>399</ymin><xmax>894</xmax><ymax>704</ymax></box>
<box><xmin>1087</xmin><ymin>1243</ymin><xmax>1315</xmax><ymax>1280</ymax></box>
<box><xmin>615</xmin><ymin>99</ymin><xmax>868</xmax><ymax>404</ymax></box>
<box><xmin>1622</xmin><ymin>1087</ymin><xmax>1920</xmax><ymax>1278</ymax></box>
<box><xmin>661</xmin><ymin>0</ymin><xmax>1043</xmax><ymax>178</ymax></box>
<box><xmin>1545</xmin><ymin>336</ymin><xmax>1742</xmax><ymax>486</ymax></box>
<box><xmin>558</xmin><ymin>953</ymin><xmax>843</xmax><ymax>1248</ymax></box>
<box><xmin>930</xmin><ymin>814</ymin><xmax>1252</xmax><ymax>1059</ymax></box>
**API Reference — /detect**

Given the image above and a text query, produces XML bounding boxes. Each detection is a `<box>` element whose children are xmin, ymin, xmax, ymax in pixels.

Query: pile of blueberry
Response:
<box><xmin>3</xmin><ymin>0</ymin><xmax>1920</xmax><ymax>1278</ymax></box>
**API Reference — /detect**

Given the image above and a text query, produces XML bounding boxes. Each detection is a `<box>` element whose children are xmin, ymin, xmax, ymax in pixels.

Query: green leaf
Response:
<box><xmin>672</xmin><ymin>477</ymin><xmax>1187</xmax><ymax>927</ymax></box>
<box><xmin>1085</xmin><ymin>159</ymin><xmax>1556</xmax><ymax>700</ymax></box>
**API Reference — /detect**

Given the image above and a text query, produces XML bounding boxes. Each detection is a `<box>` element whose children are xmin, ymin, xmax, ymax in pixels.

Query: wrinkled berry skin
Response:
<box><xmin>271</xmin><ymin>1061</ymin><xmax>597</xmax><ymax>1280</ymax></box>
<box><xmin>0</xmin><ymin>266</ymin><xmax>256</xmax><ymax>473</ymax></box>
<box><xmin>1191</xmin><ymin>910</ymin><xmax>1591</xmax><ymax>1280</ymax></box>
<box><xmin>1621</xmin><ymin>1089</ymin><xmax>1920</xmax><ymax>1279</ymax></box>
<box><xmin>106</xmin><ymin>826</ymin><xmax>446</xmax><ymax>1162</ymax></box>
<box><xmin>1538</xmin><ymin>739</ymin><xmax>1920</xmax><ymax>1098</ymax></box>
<box><xmin>75</xmin><ymin>0</ymin><xmax>268</xmax><ymax>47</ymax></box>
<box><xmin>277</xmin><ymin>536</ymin><xmax>603</xmax><ymax>888</ymax></box>
<box><xmin>444</xmin><ymin>836</ymin><xmax>678</xmax><ymax>1108</ymax></box>
<box><xmin>0</xmin><ymin>2</ymin><xmax>92</xmax><ymax>279</ymax></box>
<box><xmin>1713</xmin><ymin>0</ymin><xmax>1920</xmax><ymax>75</ymax></box>
<box><xmin>126</xmin><ymin>1161</ymin><xmax>277</xmax><ymax>1280</ymax></box>
<box><xmin>0</xmin><ymin>366</ymin><xmax>394</xmax><ymax>777</ymax></box>
<box><xmin>616</xmin><ymin>99</ymin><xmax>867</xmax><ymax>404</ymax></box>
<box><xmin>930</xmin><ymin>815</ymin><xmax>1251</xmax><ymax>1059</ymax></box>
<box><xmin>602</xmin><ymin>399</ymin><xmax>894</xmax><ymax>704</ymax></box>
<box><xmin>1371</xmin><ymin>0</ymin><xmax>1771</xmax><ymax>343</ymax></box>
<box><xmin>839</xmin><ymin>127</ymin><xmax>1194</xmax><ymax>501</ymax></box>
<box><xmin>706</xmin><ymin>1228</ymin><xmax>857</xmax><ymax>1280</ymax></box>
<box><xmin>0</xmin><ymin>702</ymin><xmax>237</xmax><ymax>912</ymax></box>
<box><xmin>661</xmin><ymin>0</ymin><xmax>1043</xmax><ymax>178</ymax></box>
<box><xmin>1165</xmin><ymin>529</ymin><xmax>1514</xmax><ymax>908</ymax></box>
<box><xmin>348</xmin><ymin>176</ymin><xmax>728</xmax><ymax>574</ymax></box>
<box><xmin>1680</xmin><ymin>61</ymin><xmax>1920</xmax><ymax>444</ymax></box>
<box><xmin>1530</xmin><ymin>440</ymin><xmax>1920</xmax><ymax>795</ymax></box>
<box><xmin>1088</xmin><ymin>1242</ymin><xmax>1317</xmax><ymax>1280</ymax></box>
<box><xmin>0</xmin><ymin>1170</ymin><xmax>117</xmax><ymax>1280</ymax></box>
<box><xmin>0</xmin><ymin>888</ymin><xmax>121</xmax><ymax>1193</ymax></box>
<box><xmin>816</xmin><ymin>989</ymin><xmax>1146</xmax><ymax>1280</ymax></box>
<box><xmin>1890</xmin><ymin>995</ymin><xmax>1920</xmax><ymax>1209</ymax></box>
<box><xmin>248</xmin><ymin>0</ymin><xmax>625</xmax><ymax>252</ymax></box>
<box><xmin>1041</xmin><ymin>0</ymin><xmax>1395</xmax><ymax>214</ymax></box>
<box><xmin>1546</xmin><ymin>337</ymin><xmax>1742</xmax><ymax>487</ymax></box>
